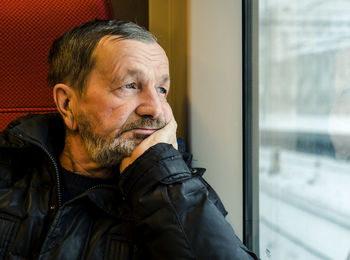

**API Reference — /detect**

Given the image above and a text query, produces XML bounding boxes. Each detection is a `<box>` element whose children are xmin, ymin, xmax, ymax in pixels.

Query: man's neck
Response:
<box><xmin>59</xmin><ymin>132</ymin><xmax>114</xmax><ymax>179</ymax></box>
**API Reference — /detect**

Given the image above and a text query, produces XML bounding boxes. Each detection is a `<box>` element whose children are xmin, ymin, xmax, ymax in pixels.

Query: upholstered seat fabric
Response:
<box><xmin>0</xmin><ymin>0</ymin><xmax>113</xmax><ymax>131</ymax></box>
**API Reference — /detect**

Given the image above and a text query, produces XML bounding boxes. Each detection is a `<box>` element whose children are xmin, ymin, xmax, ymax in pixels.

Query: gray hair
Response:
<box><xmin>48</xmin><ymin>20</ymin><xmax>157</xmax><ymax>94</ymax></box>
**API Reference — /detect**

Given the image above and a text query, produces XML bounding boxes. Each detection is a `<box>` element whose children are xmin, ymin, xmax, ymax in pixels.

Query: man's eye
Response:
<box><xmin>124</xmin><ymin>83</ymin><xmax>136</xmax><ymax>89</ymax></box>
<box><xmin>157</xmin><ymin>87</ymin><xmax>167</xmax><ymax>95</ymax></box>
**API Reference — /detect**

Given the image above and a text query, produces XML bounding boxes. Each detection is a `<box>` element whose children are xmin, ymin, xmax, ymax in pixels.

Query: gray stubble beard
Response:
<box><xmin>76</xmin><ymin>115</ymin><xmax>165</xmax><ymax>168</ymax></box>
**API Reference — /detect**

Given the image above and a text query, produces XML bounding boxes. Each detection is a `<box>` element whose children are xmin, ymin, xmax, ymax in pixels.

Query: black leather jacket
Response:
<box><xmin>0</xmin><ymin>113</ymin><xmax>257</xmax><ymax>259</ymax></box>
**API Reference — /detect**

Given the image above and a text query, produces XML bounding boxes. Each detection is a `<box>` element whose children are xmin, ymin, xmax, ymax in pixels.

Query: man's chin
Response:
<box><xmin>91</xmin><ymin>134</ymin><xmax>149</xmax><ymax>168</ymax></box>
<box><xmin>117</xmin><ymin>134</ymin><xmax>147</xmax><ymax>147</ymax></box>
<box><xmin>133</xmin><ymin>133</ymin><xmax>149</xmax><ymax>141</ymax></box>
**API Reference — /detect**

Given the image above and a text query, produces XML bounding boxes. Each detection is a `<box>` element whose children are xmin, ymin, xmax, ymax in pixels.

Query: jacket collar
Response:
<box><xmin>3</xmin><ymin>113</ymin><xmax>65</xmax><ymax>158</ymax></box>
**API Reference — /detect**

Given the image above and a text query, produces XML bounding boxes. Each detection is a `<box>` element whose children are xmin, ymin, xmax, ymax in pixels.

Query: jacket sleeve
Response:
<box><xmin>119</xmin><ymin>143</ymin><xmax>258</xmax><ymax>260</ymax></box>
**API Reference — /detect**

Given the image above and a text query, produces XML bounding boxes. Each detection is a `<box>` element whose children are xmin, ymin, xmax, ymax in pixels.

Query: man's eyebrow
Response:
<box><xmin>111</xmin><ymin>70</ymin><xmax>170</xmax><ymax>85</ymax></box>
<box><xmin>159</xmin><ymin>75</ymin><xmax>170</xmax><ymax>85</ymax></box>
<box><xmin>127</xmin><ymin>71</ymin><xmax>170</xmax><ymax>84</ymax></box>
<box><xmin>110</xmin><ymin>69</ymin><xmax>142</xmax><ymax>84</ymax></box>
<box><xmin>126</xmin><ymin>69</ymin><xmax>144</xmax><ymax>77</ymax></box>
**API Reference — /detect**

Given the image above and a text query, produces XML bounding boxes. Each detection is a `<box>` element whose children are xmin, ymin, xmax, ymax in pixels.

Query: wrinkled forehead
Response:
<box><xmin>92</xmin><ymin>35</ymin><xmax>169</xmax><ymax>72</ymax></box>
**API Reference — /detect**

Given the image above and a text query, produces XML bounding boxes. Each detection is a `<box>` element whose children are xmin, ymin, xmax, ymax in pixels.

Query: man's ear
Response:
<box><xmin>53</xmin><ymin>84</ymin><xmax>77</xmax><ymax>131</ymax></box>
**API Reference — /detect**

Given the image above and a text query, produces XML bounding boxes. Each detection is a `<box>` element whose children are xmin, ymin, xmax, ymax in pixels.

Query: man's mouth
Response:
<box><xmin>130</xmin><ymin>128</ymin><xmax>158</xmax><ymax>135</ymax></box>
<box><xmin>118</xmin><ymin>118</ymin><xmax>166</xmax><ymax>138</ymax></box>
<box><xmin>120</xmin><ymin>128</ymin><xmax>160</xmax><ymax>137</ymax></box>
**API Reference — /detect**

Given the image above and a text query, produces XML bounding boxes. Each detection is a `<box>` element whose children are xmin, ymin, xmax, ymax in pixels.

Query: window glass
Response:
<box><xmin>259</xmin><ymin>1</ymin><xmax>350</xmax><ymax>259</ymax></box>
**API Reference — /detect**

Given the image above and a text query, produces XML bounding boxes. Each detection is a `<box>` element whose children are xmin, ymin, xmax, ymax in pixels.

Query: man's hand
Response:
<box><xmin>120</xmin><ymin>117</ymin><xmax>178</xmax><ymax>173</ymax></box>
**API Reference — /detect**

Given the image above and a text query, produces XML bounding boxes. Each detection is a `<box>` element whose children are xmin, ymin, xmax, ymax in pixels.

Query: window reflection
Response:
<box><xmin>259</xmin><ymin>1</ymin><xmax>350</xmax><ymax>259</ymax></box>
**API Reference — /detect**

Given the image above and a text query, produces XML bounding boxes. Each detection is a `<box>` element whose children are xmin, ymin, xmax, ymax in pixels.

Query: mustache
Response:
<box><xmin>117</xmin><ymin>118</ymin><xmax>167</xmax><ymax>137</ymax></box>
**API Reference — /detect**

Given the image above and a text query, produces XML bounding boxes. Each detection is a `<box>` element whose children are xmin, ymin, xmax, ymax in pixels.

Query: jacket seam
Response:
<box><xmin>0</xmin><ymin>215</ymin><xmax>20</xmax><ymax>257</ymax></box>
<box><xmin>160</xmin><ymin>185</ymin><xmax>197</xmax><ymax>260</ymax></box>
<box><xmin>78</xmin><ymin>223</ymin><xmax>93</xmax><ymax>259</ymax></box>
<box><xmin>41</xmin><ymin>210</ymin><xmax>63</xmax><ymax>253</ymax></box>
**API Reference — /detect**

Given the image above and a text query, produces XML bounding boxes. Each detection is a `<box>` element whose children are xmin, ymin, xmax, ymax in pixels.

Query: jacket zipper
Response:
<box><xmin>13</xmin><ymin>131</ymin><xmax>62</xmax><ymax>207</ymax></box>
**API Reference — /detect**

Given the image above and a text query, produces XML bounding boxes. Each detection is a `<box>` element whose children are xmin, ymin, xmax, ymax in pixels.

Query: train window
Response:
<box><xmin>245</xmin><ymin>1</ymin><xmax>350</xmax><ymax>259</ymax></box>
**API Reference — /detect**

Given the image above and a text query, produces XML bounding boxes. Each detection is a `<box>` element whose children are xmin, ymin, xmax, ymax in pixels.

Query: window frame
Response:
<box><xmin>242</xmin><ymin>0</ymin><xmax>260</xmax><ymax>255</ymax></box>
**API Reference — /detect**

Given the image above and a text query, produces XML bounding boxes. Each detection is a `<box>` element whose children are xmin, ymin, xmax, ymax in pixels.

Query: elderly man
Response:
<box><xmin>0</xmin><ymin>20</ymin><xmax>257</xmax><ymax>259</ymax></box>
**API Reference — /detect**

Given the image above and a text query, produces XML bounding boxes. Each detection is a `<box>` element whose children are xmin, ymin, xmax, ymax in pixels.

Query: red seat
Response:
<box><xmin>0</xmin><ymin>0</ymin><xmax>114</xmax><ymax>131</ymax></box>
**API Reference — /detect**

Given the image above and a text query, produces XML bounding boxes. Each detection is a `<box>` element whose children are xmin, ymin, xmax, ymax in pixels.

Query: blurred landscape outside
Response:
<box><xmin>259</xmin><ymin>1</ymin><xmax>350</xmax><ymax>259</ymax></box>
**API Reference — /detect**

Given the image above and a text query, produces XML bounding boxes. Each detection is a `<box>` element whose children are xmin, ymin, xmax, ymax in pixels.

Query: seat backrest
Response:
<box><xmin>0</xmin><ymin>0</ymin><xmax>114</xmax><ymax>131</ymax></box>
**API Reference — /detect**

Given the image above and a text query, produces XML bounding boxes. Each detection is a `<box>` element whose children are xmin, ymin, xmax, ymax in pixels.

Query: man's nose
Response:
<box><xmin>135</xmin><ymin>88</ymin><xmax>163</xmax><ymax>119</ymax></box>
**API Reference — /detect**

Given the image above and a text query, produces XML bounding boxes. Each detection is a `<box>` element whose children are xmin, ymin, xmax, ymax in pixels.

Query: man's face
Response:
<box><xmin>71</xmin><ymin>36</ymin><xmax>172</xmax><ymax>168</ymax></box>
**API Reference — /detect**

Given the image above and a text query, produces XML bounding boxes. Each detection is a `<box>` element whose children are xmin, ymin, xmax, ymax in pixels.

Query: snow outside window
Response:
<box><xmin>258</xmin><ymin>1</ymin><xmax>350</xmax><ymax>259</ymax></box>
